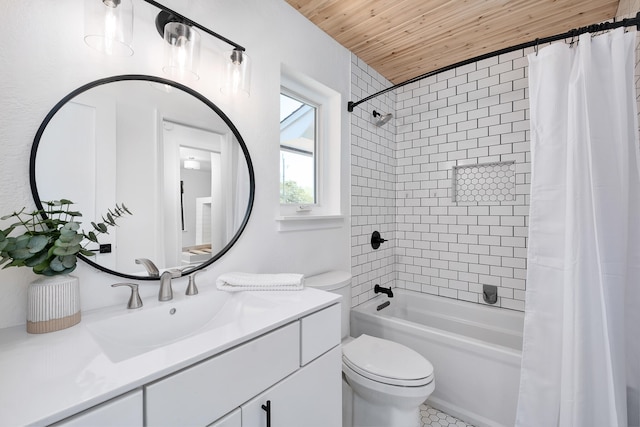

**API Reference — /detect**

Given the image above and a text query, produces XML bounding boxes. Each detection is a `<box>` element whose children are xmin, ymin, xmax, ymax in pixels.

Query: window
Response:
<box><xmin>277</xmin><ymin>65</ymin><xmax>342</xmax><ymax>228</ymax></box>
<box><xmin>280</xmin><ymin>92</ymin><xmax>317</xmax><ymax>204</ymax></box>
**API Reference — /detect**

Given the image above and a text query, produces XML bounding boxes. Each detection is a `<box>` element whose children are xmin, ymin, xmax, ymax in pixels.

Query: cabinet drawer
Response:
<box><xmin>300</xmin><ymin>303</ymin><xmax>341</xmax><ymax>365</ymax></box>
<box><xmin>145</xmin><ymin>322</ymin><xmax>300</xmax><ymax>426</ymax></box>
<box><xmin>51</xmin><ymin>389</ymin><xmax>142</xmax><ymax>427</ymax></box>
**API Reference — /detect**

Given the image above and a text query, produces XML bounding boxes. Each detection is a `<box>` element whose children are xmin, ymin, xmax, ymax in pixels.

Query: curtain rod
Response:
<box><xmin>141</xmin><ymin>0</ymin><xmax>245</xmax><ymax>51</ymax></box>
<box><xmin>347</xmin><ymin>12</ymin><xmax>640</xmax><ymax>112</ymax></box>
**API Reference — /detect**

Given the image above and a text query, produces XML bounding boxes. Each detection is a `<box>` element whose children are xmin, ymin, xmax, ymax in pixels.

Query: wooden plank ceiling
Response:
<box><xmin>285</xmin><ymin>0</ymin><xmax>621</xmax><ymax>84</ymax></box>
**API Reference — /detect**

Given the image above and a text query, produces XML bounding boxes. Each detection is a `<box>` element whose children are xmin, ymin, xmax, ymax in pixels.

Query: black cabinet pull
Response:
<box><xmin>261</xmin><ymin>400</ymin><xmax>271</xmax><ymax>427</ymax></box>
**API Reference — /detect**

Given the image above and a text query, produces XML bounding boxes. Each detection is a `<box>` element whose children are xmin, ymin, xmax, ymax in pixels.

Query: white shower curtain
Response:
<box><xmin>516</xmin><ymin>28</ymin><xmax>640</xmax><ymax>427</ymax></box>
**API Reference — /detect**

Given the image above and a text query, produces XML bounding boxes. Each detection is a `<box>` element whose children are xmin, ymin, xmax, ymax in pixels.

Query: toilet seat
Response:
<box><xmin>342</xmin><ymin>334</ymin><xmax>434</xmax><ymax>387</ymax></box>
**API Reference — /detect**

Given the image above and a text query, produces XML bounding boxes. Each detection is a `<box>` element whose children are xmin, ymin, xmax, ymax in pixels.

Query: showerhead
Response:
<box><xmin>372</xmin><ymin>110</ymin><xmax>392</xmax><ymax>126</ymax></box>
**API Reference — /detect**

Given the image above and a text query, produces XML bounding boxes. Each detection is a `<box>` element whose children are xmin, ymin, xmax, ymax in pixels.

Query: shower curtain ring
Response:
<box><xmin>534</xmin><ymin>38</ymin><xmax>539</xmax><ymax>56</ymax></box>
<box><xmin>570</xmin><ymin>30</ymin><xmax>576</xmax><ymax>47</ymax></box>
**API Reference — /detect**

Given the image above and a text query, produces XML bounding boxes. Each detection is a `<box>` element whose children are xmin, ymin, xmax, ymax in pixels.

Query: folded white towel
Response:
<box><xmin>216</xmin><ymin>272</ymin><xmax>305</xmax><ymax>292</ymax></box>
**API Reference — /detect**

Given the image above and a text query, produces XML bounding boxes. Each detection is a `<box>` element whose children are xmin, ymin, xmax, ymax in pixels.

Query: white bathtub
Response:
<box><xmin>350</xmin><ymin>289</ymin><xmax>524</xmax><ymax>427</ymax></box>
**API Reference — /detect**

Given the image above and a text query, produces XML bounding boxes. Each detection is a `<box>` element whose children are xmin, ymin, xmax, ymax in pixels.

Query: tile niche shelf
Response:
<box><xmin>452</xmin><ymin>161</ymin><xmax>516</xmax><ymax>204</ymax></box>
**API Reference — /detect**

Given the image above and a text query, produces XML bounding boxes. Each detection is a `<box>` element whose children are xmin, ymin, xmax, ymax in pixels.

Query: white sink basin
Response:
<box><xmin>86</xmin><ymin>290</ymin><xmax>275</xmax><ymax>363</ymax></box>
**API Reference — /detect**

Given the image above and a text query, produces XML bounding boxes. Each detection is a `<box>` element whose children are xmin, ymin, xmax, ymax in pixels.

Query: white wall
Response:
<box><xmin>0</xmin><ymin>0</ymin><xmax>351</xmax><ymax>329</ymax></box>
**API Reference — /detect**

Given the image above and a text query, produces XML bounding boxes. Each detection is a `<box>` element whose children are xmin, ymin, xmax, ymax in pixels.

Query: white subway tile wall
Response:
<box><xmin>351</xmin><ymin>47</ymin><xmax>531</xmax><ymax>311</ymax></box>
<box><xmin>350</xmin><ymin>55</ymin><xmax>396</xmax><ymax>307</ymax></box>
<box><xmin>352</xmin><ymin>29</ymin><xmax>640</xmax><ymax>312</ymax></box>
<box><xmin>393</xmin><ymin>48</ymin><xmax>531</xmax><ymax>311</ymax></box>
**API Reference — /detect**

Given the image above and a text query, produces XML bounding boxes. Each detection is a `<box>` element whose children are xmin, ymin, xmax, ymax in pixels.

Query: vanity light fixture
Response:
<box><xmin>84</xmin><ymin>0</ymin><xmax>251</xmax><ymax>94</ymax></box>
<box><xmin>221</xmin><ymin>49</ymin><xmax>251</xmax><ymax>97</ymax></box>
<box><xmin>146</xmin><ymin>0</ymin><xmax>251</xmax><ymax>95</ymax></box>
<box><xmin>84</xmin><ymin>0</ymin><xmax>134</xmax><ymax>56</ymax></box>
<box><xmin>157</xmin><ymin>11</ymin><xmax>201</xmax><ymax>82</ymax></box>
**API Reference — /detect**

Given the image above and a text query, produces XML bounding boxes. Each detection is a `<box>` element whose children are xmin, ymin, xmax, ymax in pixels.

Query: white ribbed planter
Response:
<box><xmin>27</xmin><ymin>275</ymin><xmax>81</xmax><ymax>334</ymax></box>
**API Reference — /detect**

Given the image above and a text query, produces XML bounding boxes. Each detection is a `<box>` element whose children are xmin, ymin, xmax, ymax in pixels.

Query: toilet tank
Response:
<box><xmin>305</xmin><ymin>271</ymin><xmax>352</xmax><ymax>340</ymax></box>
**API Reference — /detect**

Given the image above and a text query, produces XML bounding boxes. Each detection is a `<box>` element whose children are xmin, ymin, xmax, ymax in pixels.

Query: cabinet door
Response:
<box><xmin>242</xmin><ymin>346</ymin><xmax>341</xmax><ymax>427</ymax></box>
<box><xmin>51</xmin><ymin>389</ymin><xmax>142</xmax><ymax>427</ymax></box>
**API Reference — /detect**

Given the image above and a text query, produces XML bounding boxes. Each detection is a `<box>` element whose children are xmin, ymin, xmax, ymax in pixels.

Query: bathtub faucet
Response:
<box><xmin>374</xmin><ymin>284</ymin><xmax>394</xmax><ymax>298</ymax></box>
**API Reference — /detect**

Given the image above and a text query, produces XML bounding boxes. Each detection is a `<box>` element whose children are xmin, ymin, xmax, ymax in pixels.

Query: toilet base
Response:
<box><xmin>352</xmin><ymin>392</ymin><xmax>421</xmax><ymax>427</ymax></box>
<box><xmin>342</xmin><ymin>368</ymin><xmax>434</xmax><ymax>427</ymax></box>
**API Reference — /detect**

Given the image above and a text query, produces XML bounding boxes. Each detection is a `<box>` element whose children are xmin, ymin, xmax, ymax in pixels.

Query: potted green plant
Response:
<box><xmin>0</xmin><ymin>199</ymin><xmax>131</xmax><ymax>333</ymax></box>
<box><xmin>0</xmin><ymin>199</ymin><xmax>131</xmax><ymax>275</ymax></box>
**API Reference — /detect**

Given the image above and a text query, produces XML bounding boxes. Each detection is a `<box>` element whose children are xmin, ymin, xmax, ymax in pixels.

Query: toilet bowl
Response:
<box><xmin>343</xmin><ymin>334</ymin><xmax>435</xmax><ymax>427</ymax></box>
<box><xmin>306</xmin><ymin>271</ymin><xmax>435</xmax><ymax>427</ymax></box>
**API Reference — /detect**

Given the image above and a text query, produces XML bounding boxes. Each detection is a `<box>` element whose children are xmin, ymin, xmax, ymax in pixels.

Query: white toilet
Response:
<box><xmin>306</xmin><ymin>271</ymin><xmax>435</xmax><ymax>427</ymax></box>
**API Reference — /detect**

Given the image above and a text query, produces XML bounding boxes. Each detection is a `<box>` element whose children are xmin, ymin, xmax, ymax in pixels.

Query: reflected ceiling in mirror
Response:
<box><xmin>30</xmin><ymin>75</ymin><xmax>255</xmax><ymax>280</ymax></box>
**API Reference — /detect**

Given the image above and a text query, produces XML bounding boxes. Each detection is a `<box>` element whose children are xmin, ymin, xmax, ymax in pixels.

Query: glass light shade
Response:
<box><xmin>84</xmin><ymin>0</ymin><xmax>134</xmax><ymax>56</ymax></box>
<box><xmin>162</xmin><ymin>22</ymin><xmax>201</xmax><ymax>82</ymax></box>
<box><xmin>221</xmin><ymin>49</ymin><xmax>251</xmax><ymax>97</ymax></box>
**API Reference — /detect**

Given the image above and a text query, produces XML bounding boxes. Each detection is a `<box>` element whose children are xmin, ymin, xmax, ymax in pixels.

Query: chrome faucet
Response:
<box><xmin>135</xmin><ymin>258</ymin><xmax>160</xmax><ymax>278</ymax></box>
<box><xmin>159</xmin><ymin>269</ymin><xmax>182</xmax><ymax>301</ymax></box>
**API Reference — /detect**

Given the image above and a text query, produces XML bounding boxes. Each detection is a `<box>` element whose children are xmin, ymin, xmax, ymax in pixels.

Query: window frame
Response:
<box><xmin>277</xmin><ymin>65</ymin><xmax>342</xmax><ymax>225</ymax></box>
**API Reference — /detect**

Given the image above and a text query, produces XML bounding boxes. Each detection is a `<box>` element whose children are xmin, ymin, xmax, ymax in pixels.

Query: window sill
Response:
<box><xmin>275</xmin><ymin>214</ymin><xmax>345</xmax><ymax>232</ymax></box>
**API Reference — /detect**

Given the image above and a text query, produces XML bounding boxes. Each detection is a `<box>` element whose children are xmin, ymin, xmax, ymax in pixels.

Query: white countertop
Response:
<box><xmin>0</xmin><ymin>286</ymin><xmax>340</xmax><ymax>426</ymax></box>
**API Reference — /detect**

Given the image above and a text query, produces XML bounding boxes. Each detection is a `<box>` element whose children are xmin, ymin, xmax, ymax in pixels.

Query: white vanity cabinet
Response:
<box><xmin>146</xmin><ymin>303</ymin><xmax>341</xmax><ymax>427</ymax></box>
<box><xmin>0</xmin><ymin>288</ymin><xmax>341</xmax><ymax>427</ymax></box>
<box><xmin>51</xmin><ymin>389</ymin><xmax>143</xmax><ymax>427</ymax></box>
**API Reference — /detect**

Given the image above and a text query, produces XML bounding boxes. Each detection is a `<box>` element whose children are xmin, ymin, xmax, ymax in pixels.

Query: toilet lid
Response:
<box><xmin>342</xmin><ymin>334</ymin><xmax>434</xmax><ymax>387</ymax></box>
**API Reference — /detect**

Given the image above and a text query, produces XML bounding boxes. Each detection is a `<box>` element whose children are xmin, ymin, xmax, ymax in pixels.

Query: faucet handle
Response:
<box><xmin>186</xmin><ymin>269</ymin><xmax>207</xmax><ymax>296</ymax></box>
<box><xmin>111</xmin><ymin>283</ymin><xmax>143</xmax><ymax>309</ymax></box>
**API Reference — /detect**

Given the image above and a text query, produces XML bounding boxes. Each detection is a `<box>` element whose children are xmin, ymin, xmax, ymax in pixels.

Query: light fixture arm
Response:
<box><xmin>141</xmin><ymin>0</ymin><xmax>246</xmax><ymax>52</ymax></box>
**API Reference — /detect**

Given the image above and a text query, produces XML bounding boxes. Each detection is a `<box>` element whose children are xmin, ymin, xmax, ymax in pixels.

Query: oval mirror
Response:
<box><xmin>30</xmin><ymin>75</ymin><xmax>255</xmax><ymax>280</ymax></box>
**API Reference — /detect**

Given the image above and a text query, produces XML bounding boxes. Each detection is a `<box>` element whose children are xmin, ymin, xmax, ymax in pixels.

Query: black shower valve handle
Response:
<box><xmin>371</xmin><ymin>230</ymin><xmax>387</xmax><ymax>249</ymax></box>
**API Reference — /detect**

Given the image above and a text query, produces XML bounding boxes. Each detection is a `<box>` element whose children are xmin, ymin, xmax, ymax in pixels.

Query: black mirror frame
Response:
<box><xmin>29</xmin><ymin>74</ymin><xmax>255</xmax><ymax>280</ymax></box>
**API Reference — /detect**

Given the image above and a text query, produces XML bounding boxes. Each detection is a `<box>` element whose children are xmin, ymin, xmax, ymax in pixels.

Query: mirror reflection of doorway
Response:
<box><xmin>180</xmin><ymin>147</ymin><xmax>213</xmax><ymax>246</ymax></box>
<box><xmin>195</xmin><ymin>196</ymin><xmax>212</xmax><ymax>244</ymax></box>
<box><xmin>162</xmin><ymin>120</ymin><xmax>225</xmax><ymax>267</ymax></box>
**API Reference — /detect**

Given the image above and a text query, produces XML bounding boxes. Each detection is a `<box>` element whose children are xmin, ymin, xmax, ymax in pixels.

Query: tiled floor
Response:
<box><xmin>420</xmin><ymin>404</ymin><xmax>475</xmax><ymax>427</ymax></box>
